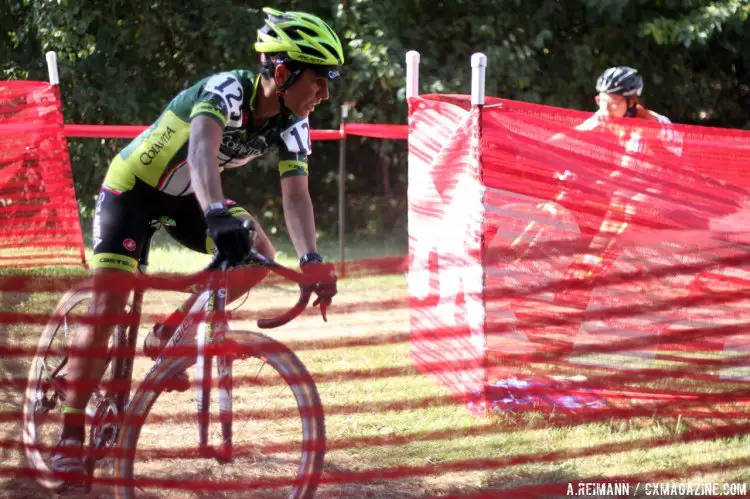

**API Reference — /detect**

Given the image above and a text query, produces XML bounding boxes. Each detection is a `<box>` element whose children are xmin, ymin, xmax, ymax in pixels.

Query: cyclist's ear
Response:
<box><xmin>274</xmin><ymin>64</ymin><xmax>291</xmax><ymax>89</ymax></box>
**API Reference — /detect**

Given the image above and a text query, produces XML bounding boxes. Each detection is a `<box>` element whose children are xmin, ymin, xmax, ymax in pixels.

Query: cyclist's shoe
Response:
<box><xmin>143</xmin><ymin>324</ymin><xmax>170</xmax><ymax>360</ymax></box>
<box><xmin>50</xmin><ymin>438</ymin><xmax>88</xmax><ymax>493</ymax></box>
<box><xmin>162</xmin><ymin>370</ymin><xmax>191</xmax><ymax>393</ymax></box>
<box><xmin>144</xmin><ymin>326</ymin><xmax>191</xmax><ymax>392</ymax></box>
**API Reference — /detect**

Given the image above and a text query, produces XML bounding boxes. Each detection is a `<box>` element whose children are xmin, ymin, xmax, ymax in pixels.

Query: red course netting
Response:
<box><xmin>0</xmin><ymin>92</ymin><xmax>406</xmax><ymax>270</ymax></box>
<box><xmin>407</xmin><ymin>95</ymin><xmax>487</xmax><ymax>402</ymax></box>
<box><xmin>0</xmin><ymin>81</ymin><xmax>85</xmax><ymax>268</ymax></box>
<box><xmin>408</xmin><ymin>94</ymin><xmax>750</xmax><ymax>416</ymax></box>
<box><xmin>0</xmin><ymin>92</ymin><xmax>418</xmax><ymax>495</ymax></box>
<box><xmin>6</xmin><ymin>85</ymin><xmax>750</xmax><ymax>494</ymax></box>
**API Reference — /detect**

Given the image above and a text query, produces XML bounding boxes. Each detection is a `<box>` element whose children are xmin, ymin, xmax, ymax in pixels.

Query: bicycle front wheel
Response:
<box><xmin>114</xmin><ymin>330</ymin><xmax>326</xmax><ymax>499</ymax></box>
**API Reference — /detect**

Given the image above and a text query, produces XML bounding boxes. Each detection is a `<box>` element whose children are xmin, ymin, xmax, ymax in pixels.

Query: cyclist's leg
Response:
<box><xmin>220</xmin><ymin>199</ymin><xmax>276</xmax><ymax>259</ymax></box>
<box><xmin>144</xmin><ymin>197</ymin><xmax>273</xmax><ymax>359</ymax></box>
<box><xmin>166</xmin><ymin>197</ymin><xmax>275</xmax><ymax>296</ymax></box>
<box><xmin>554</xmin><ymin>187</ymin><xmax>636</xmax><ymax>309</ymax></box>
<box><xmin>53</xmin><ymin>183</ymin><xmax>151</xmax><ymax>476</ymax></box>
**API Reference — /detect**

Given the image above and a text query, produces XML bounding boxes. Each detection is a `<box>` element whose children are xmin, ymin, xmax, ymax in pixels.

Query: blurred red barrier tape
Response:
<box><xmin>0</xmin><ymin>81</ymin><xmax>86</xmax><ymax>267</ymax></box>
<box><xmin>3</xmin><ymin>89</ymin><xmax>750</xmax><ymax>494</ymax></box>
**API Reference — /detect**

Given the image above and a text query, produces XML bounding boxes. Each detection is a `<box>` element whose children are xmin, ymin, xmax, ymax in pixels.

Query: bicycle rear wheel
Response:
<box><xmin>114</xmin><ymin>330</ymin><xmax>326</xmax><ymax>499</ymax></box>
<box><xmin>22</xmin><ymin>284</ymin><xmax>124</xmax><ymax>491</ymax></box>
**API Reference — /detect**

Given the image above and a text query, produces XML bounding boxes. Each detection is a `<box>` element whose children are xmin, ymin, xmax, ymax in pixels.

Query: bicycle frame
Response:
<box><xmin>196</xmin><ymin>264</ymin><xmax>231</xmax><ymax>459</ymax></box>
<box><xmin>105</xmin><ymin>225</ymin><xmax>158</xmax><ymax>418</ymax></box>
<box><xmin>123</xmin><ymin>244</ymin><xmax>313</xmax><ymax>464</ymax></box>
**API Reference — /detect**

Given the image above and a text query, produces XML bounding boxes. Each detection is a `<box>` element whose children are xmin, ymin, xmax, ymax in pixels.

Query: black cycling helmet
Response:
<box><xmin>596</xmin><ymin>66</ymin><xmax>643</xmax><ymax>97</ymax></box>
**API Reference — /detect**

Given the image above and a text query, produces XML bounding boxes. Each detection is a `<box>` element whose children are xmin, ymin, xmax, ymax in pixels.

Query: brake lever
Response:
<box><xmin>312</xmin><ymin>295</ymin><xmax>330</xmax><ymax>322</ymax></box>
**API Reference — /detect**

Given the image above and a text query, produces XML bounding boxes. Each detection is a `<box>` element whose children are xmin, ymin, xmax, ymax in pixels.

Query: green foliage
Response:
<box><xmin>3</xmin><ymin>0</ymin><xmax>750</xmax><ymax>239</ymax></box>
<box><xmin>641</xmin><ymin>0</ymin><xmax>750</xmax><ymax>47</ymax></box>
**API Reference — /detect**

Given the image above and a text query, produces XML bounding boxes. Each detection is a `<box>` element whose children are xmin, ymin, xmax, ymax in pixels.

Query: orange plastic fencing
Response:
<box><xmin>3</xmin><ymin>89</ymin><xmax>750</xmax><ymax>496</ymax></box>
<box><xmin>408</xmin><ymin>93</ymin><xmax>749</xmax><ymax>420</ymax></box>
<box><xmin>0</xmin><ymin>80</ymin><xmax>407</xmax><ymax>271</ymax></box>
<box><xmin>0</xmin><ymin>81</ymin><xmax>85</xmax><ymax>268</ymax></box>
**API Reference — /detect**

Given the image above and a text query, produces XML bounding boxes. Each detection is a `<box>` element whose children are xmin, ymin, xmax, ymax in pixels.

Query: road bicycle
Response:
<box><xmin>23</xmin><ymin>221</ymin><xmax>326</xmax><ymax>498</ymax></box>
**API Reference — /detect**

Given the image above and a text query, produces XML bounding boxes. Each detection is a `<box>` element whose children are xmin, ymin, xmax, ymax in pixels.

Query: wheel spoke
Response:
<box><xmin>48</xmin><ymin>355</ymin><xmax>68</xmax><ymax>379</ymax></box>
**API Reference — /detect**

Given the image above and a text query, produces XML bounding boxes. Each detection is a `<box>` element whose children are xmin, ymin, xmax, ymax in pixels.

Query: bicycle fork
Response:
<box><xmin>195</xmin><ymin>281</ymin><xmax>233</xmax><ymax>463</ymax></box>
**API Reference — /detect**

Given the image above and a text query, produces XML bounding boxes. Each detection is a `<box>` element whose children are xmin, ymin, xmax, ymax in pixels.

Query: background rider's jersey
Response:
<box><xmin>574</xmin><ymin>106</ymin><xmax>682</xmax><ymax>157</ymax></box>
<box><xmin>103</xmin><ymin>69</ymin><xmax>312</xmax><ymax>196</ymax></box>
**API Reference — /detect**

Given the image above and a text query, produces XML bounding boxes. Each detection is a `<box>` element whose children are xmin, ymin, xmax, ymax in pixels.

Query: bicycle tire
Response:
<box><xmin>114</xmin><ymin>329</ymin><xmax>326</xmax><ymax>499</ymax></box>
<box><xmin>23</xmin><ymin>281</ymin><xmax>128</xmax><ymax>492</ymax></box>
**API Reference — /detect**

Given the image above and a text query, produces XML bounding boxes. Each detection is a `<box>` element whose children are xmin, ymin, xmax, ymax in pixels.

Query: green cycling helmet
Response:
<box><xmin>255</xmin><ymin>7</ymin><xmax>344</xmax><ymax>67</ymax></box>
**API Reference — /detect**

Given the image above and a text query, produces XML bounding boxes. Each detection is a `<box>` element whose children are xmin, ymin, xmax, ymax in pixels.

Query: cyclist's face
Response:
<box><xmin>283</xmin><ymin>69</ymin><xmax>330</xmax><ymax>118</ymax></box>
<box><xmin>595</xmin><ymin>92</ymin><xmax>628</xmax><ymax>117</ymax></box>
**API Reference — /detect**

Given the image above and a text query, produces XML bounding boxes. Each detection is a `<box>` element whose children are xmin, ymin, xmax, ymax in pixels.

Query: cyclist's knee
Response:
<box><xmin>91</xmin><ymin>252</ymin><xmax>138</xmax><ymax>273</ymax></box>
<box><xmin>227</xmin><ymin>209</ymin><xmax>276</xmax><ymax>261</ymax></box>
<box><xmin>254</xmin><ymin>227</ymin><xmax>276</xmax><ymax>261</ymax></box>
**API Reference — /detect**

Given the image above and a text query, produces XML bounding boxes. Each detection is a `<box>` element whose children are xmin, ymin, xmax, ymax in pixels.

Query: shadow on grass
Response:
<box><xmin>0</xmin><ymin>286</ymin><xmax>71</xmax><ymax>498</ymax></box>
<box><xmin>0</xmin><ymin>289</ymin><xmax>34</xmax><ymax>473</ymax></box>
<box><xmin>1</xmin><ymin>462</ymin><xmax>431</xmax><ymax>498</ymax></box>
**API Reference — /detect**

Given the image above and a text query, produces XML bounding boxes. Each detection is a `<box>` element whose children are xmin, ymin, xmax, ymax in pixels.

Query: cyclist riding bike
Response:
<box><xmin>552</xmin><ymin>66</ymin><xmax>684</xmax><ymax>308</ymax></box>
<box><xmin>583</xmin><ymin>66</ymin><xmax>669</xmax><ymax>123</ymax></box>
<box><xmin>553</xmin><ymin>67</ymin><xmax>748</xmax><ymax>359</ymax></box>
<box><xmin>51</xmin><ymin>6</ymin><xmax>342</xmax><ymax>483</ymax></box>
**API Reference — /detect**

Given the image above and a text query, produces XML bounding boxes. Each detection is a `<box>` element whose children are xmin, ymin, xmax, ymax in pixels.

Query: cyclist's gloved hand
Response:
<box><xmin>205</xmin><ymin>206</ymin><xmax>253</xmax><ymax>265</ymax></box>
<box><xmin>300</xmin><ymin>252</ymin><xmax>337</xmax><ymax>320</ymax></box>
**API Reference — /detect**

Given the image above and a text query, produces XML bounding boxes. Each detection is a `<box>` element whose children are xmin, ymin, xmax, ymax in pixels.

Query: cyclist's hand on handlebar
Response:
<box><xmin>300</xmin><ymin>252</ymin><xmax>337</xmax><ymax>321</ymax></box>
<box><xmin>205</xmin><ymin>207</ymin><xmax>254</xmax><ymax>265</ymax></box>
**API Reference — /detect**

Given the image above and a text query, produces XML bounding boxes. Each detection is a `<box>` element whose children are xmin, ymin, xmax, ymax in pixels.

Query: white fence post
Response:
<box><xmin>46</xmin><ymin>51</ymin><xmax>59</xmax><ymax>86</ymax></box>
<box><xmin>470</xmin><ymin>53</ymin><xmax>487</xmax><ymax>106</ymax></box>
<box><xmin>406</xmin><ymin>50</ymin><xmax>420</xmax><ymax>99</ymax></box>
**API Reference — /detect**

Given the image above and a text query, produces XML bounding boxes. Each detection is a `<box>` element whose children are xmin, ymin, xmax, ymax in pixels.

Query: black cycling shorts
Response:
<box><xmin>92</xmin><ymin>179</ymin><xmax>249</xmax><ymax>272</ymax></box>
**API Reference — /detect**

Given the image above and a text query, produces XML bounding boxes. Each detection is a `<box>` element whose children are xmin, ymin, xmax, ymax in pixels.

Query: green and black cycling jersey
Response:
<box><xmin>103</xmin><ymin>69</ymin><xmax>312</xmax><ymax>196</ymax></box>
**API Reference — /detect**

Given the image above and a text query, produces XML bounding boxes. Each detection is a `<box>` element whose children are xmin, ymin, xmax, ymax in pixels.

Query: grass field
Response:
<box><xmin>2</xmin><ymin>237</ymin><xmax>750</xmax><ymax>498</ymax></box>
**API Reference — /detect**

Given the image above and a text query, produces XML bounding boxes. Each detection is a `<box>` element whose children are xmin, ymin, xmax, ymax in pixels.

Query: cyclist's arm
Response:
<box><xmin>187</xmin><ymin>72</ymin><xmax>246</xmax><ymax>210</ymax></box>
<box><xmin>281</xmin><ymin>174</ymin><xmax>317</xmax><ymax>257</ymax></box>
<box><xmin>549</xmin><ymin>113</ymin><xmax>602</xmax><ymax>143</ymax></box>
<box><xmin>636</xmin><ymin>105</ymin><xmax>683</xmax><ymax>157</ymax></box>
<box><xmin>278</xmin><ymin>116</ymin><xmax>316</xmax><ymax>257</ymax></box>
<box><xmin>188</xmin><ymin>116</ymin><xmax>225</xmax><ymax>211</ymax></box>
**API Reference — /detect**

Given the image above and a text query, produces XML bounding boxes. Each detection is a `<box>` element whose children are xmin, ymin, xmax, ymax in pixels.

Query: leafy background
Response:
<box><xmin>3</xmin><ymin>0</ymin><xmax>749</xmax><ymax>242</ymax></box>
